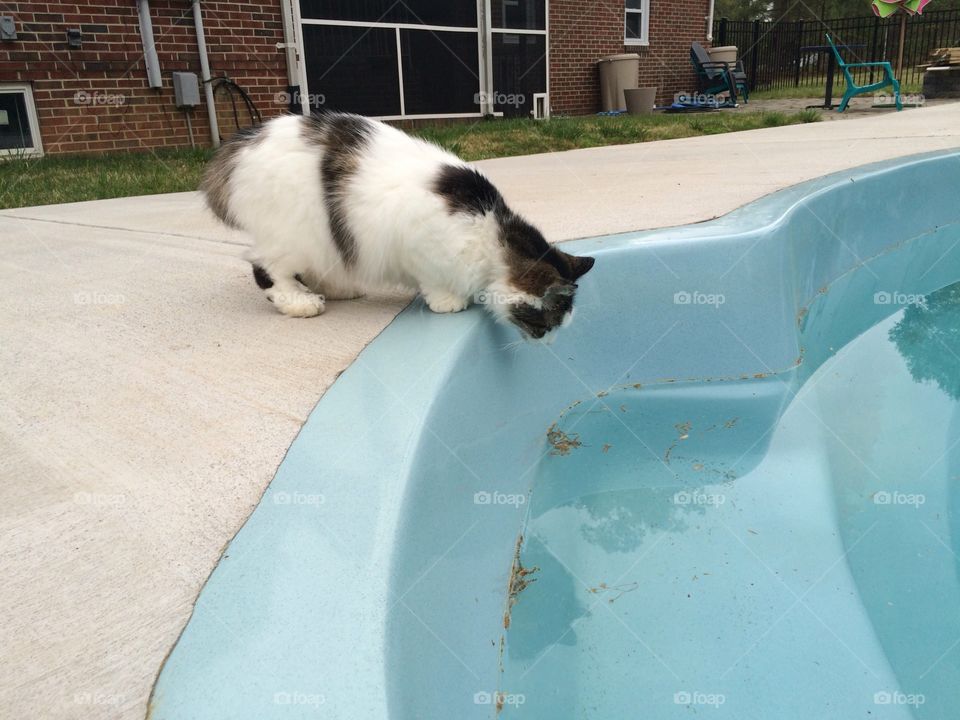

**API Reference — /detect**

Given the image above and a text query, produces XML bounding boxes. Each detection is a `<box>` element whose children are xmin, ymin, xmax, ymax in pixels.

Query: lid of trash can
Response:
<box><xmin>598</xmin><ymin>53</ymin><xmax>641</xmax><ymax>63</ymax></box>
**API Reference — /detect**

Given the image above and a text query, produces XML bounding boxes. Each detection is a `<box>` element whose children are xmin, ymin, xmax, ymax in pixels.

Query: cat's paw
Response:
<box><xmin>269</xmin><ymin>290</ymin><xmax>326</xmax><ymax>317</ymax></box>
<box><xmin>424</xmin><ymin>291</ymin><xmax>469</xmax><ymax>314</ymax></box>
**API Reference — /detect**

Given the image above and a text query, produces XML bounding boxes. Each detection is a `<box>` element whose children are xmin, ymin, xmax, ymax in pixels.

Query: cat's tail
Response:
<box><xmin>200</xmin><ymin>126</ymin><xmax>264</xmax><ymax>229</ymax></box>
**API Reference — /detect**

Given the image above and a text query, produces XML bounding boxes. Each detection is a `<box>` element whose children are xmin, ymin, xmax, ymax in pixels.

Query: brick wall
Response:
<box><xmin>1</xmin><ymin>1</ymin><xmax>712</xmax><ymax>154</ymax></box>
<box><xmin>0</xmin><ymin>0</ymin><xmax>288</xmax><ymax>155</ymax></box>
<box><xmin>550</xmin><ymin>0</ymin><xmax>712</xmax><ymax>115</ymax></box>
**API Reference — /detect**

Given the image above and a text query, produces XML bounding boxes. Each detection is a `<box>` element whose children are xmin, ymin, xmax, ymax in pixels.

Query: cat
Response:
<box><xmin>202</xmin><ymin>112</ymin><xmax>595</xmax><ymax>340</ymax></box>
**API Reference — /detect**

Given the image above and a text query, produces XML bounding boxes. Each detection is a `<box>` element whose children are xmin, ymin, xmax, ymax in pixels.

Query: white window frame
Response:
<box><xmin>291</xmin><ymin>1</ymin><xmax>549</xmax><ymax>120</ymax></box>
<box><xmin>296</xmin><ymin>12</ymin><xmax>487</xmax><ymax>121</ymax></box>
<box><xmin>487</xmin><ymin>0</ymin><xmax>550</xmax><ymax>118</ymax></box>
<box><xmin>625</xmin><ymin>0</ymin><xmax>650</xmax><ymax>47</ymax></box>
<box><xmin>0</xmin><ymin>83</ymin><xmax>43</xmax><ymax>158</ymax></box>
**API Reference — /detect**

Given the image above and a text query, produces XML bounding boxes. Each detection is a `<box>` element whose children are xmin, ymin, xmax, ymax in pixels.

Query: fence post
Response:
<box><xmin>794</xmin><ymin>19</ymin><xmax>803</xmax><ymax>87</ymax></box>
<box><xmin>718</xmin><ymin>17</ymin><xmax>727</xmax><ymax>46</ymax></box>
<box><xmin>750</xmin><ymin>19</ymin><xmax>761</xmax><ymax>90</ymax></box>
<box><xmin>870</xmin><ymin>15</ymin><xmax>880</xmax><ymax>84</ymax></box>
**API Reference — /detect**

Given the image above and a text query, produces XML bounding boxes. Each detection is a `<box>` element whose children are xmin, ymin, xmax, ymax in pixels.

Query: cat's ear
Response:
<box><xmin>568</xmin><ymin>254</ymin><xmax>595</xmax><ymax>280</ymax></box>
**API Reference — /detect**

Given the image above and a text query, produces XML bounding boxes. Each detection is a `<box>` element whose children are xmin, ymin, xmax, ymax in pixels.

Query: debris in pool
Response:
<box><xmin>693</xmin><ymin>463</ymin><xmax>704</xmax><ymax>471</ymax></box>
<box><xmin>503</xmin><ymin>534</ymin><xmax>539</xmax><ymax>629</ymax></box>
<box><xmin>796</xmin><ymin>306</ymin><xmax>808</xmax><ymax>327</ymax></box>
<box><xmin>619</xmin><ymin>404</ymin><xmax>627</xmax><ymax>413</ymax></box>
<box><xmin>675</xmin><ymin>421</ymin><xmax>691</xmax><ymax>440</ymax></box>
<box><xmin>597</xmin><ymin>390</ymin><xmax>609</xmax><ymax>398</ymax></box>
<box><xmin>723</xmin><ymin>417</ymin><xmax>739</xmax><ymax>429</ymax></box>
<box><xmin>588</xmin><ymin>581</ymin><xmax>639</xmax><ymax>603</ymax></box>
<box><xmin>546</xmin><ymin>424</ymin><xmax>582</xmax><ymax>455</ymax></box>
<box><xmin>602</xmin><ymin>443</ymin><xmax>613</xmax><ymax>453</ymax></box>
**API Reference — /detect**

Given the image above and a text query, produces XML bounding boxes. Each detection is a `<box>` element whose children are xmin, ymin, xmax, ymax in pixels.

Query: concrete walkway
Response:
<box><xmin>2</xmin><ymin>101</ymin><xmax>959</xmax><ymax>719</ymax></box>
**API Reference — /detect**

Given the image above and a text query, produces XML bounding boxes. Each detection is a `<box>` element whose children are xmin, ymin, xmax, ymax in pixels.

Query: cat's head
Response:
<box><xmin>483</xmin><ymin>214</ymin><xmax>595</xmax><ymax>341</ymax></box>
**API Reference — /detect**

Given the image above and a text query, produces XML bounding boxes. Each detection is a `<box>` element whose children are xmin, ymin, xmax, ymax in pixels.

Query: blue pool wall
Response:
<box><xmin>149</xmin><ymin>150</ymin><xmax>960</xmax><ymax>720</ymax></box>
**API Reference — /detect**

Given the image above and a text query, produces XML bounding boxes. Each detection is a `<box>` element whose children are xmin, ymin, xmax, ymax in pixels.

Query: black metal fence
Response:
<box><xmin>715</xmin><ymin>9</ymin><xmax>960</xmax><ymax>92</ymax></box>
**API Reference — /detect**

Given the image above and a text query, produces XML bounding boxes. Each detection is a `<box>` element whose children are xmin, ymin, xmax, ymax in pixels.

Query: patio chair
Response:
<box><xmin>690</xmin><ymin>42</ymin><xmax>749</xmax><ymax>105</ymax></box>
<box><xmin>825</xmin><ymin>33</ymin><xmax>902</xmax><ymax>112</ymax></box>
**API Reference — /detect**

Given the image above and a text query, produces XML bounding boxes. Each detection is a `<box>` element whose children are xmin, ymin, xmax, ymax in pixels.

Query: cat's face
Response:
<box><xmin>486</xmin><ymin>216</ymin><xmax>595</xmax><ymax>341</ymax></box>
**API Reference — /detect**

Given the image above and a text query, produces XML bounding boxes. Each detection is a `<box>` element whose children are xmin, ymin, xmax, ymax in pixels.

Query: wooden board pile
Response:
<box><xmin>919</xmin><ymin>47</ymin><xmax>960</xmax><ymax>69</ymax></box>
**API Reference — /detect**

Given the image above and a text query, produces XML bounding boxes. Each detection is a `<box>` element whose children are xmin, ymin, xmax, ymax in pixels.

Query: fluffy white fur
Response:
<box><xmin>205</xmin><ymin>113</ymin><xmax>594</xmax><ymax>339</ymax></box>
<box><xmin>224</xmin><ymin>115</ymin><xmax>521</xmax><ymax>319</ymax></box>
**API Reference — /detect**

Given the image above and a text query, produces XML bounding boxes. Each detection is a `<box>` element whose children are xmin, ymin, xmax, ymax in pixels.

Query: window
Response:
<box><xmin>298</xmin><ymin>0</ymin><xmax>484</xmax><ymax>119</ymax></box>
<box><xmin>296</xmin><ymin>0</ymin><xmax>549</xmax><ymax>120</ymax></box>
<box><xmin>625</xmin><ymin>0</ymin><xmax>649</xmax><ymax>46</ymax></box>
<box><xmin>0</xmin><ymin>84</ymin><xmax>42</xmax><ymax>157</ymax></box>
<box><xmin>490</xmin><ymin>0</ymin><xmax>548</xmax><ymax>118</ymax></box>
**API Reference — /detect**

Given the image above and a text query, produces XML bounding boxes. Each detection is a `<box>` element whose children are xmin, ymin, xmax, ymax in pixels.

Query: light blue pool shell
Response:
<box><xmin>150</xmin><ymin>150</ymin><xmax>960</xmax><ymax>719</ymax></box>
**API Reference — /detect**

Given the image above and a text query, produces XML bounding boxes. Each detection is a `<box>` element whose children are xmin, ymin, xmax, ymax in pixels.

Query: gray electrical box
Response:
<box><xmin>172</xmin><ymin>72</ymin><xmax>201</xmax><ymax>108</ymax></box>
<box><xmin>0</xmin><ymin>16</ymin><xmax>16</xmax><ymax>40</ymax></box>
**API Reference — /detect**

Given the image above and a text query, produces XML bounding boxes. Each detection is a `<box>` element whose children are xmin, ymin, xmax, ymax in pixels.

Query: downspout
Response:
<box><xmin>277</xmin><ymin>0</ymin><xmax>301</xmax><ymax>112</ymax></box>
<box><xmin>706</xmin><ymin>0</ymin><xmax>716</xmax><ymax>42</ymax></box>
<box><xmin>136</xmin><ymin>0</ymin><xmax>162</xmax><ymax>88</ymax></box>
<box><xmin>192</xmin><ymin>0</ymin><xmax>220</xmax><ymax>148</ymax></box>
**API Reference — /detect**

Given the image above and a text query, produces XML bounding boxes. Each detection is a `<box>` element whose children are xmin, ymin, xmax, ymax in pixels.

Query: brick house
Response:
<box><xmin>0</xmin><ymin>0</ymin><xmax>713</xmax><ymax>156</ymax></box>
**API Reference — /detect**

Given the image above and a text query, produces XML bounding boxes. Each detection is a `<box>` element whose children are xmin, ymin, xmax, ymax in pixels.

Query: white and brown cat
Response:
<box><xmin>202</xmin><ymin>112</ymin><xmax>594</xmax><ymax>340</ymax></box>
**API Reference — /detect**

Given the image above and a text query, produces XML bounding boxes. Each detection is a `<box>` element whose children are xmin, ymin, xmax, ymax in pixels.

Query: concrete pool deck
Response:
<box><xmin>2</xmin><ymin>101</ymin><xmax>959</xmax><ymax>719</ymax></box>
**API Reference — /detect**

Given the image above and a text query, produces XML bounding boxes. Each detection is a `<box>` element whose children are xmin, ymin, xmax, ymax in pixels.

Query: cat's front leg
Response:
<box><xmin>422</xmin><ymin>288</ymin><xmax>470</xmax><ymax>314</ymax></box>
<box><xmin>253</xmin><ymin>264</ymin><xmax>326</xmax><ymax>318</ymax></box>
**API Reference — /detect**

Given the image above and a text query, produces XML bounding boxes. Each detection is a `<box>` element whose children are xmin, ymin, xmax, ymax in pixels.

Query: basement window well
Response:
<box><xmin>0</xmin><ymin>84</ymin><xmax>42</xmax><ymax>157</ymax></box>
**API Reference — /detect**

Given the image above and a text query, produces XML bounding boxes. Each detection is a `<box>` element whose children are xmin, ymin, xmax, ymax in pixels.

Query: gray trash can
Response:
<box><xmin>598</xmin><ymin>53</ymin><xmax>640</xmax><ymax>112</ymax></box>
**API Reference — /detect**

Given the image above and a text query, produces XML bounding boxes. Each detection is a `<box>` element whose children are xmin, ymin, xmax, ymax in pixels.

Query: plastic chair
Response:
<box><xmin>690</xmin><ymin>42</ymin><xmax>748</xmax><ymax>104</ymax></box>
<box><xmin>826</xmin><ymin>34</ymin><xmax>902</xmax><ymax>112</ymax></box>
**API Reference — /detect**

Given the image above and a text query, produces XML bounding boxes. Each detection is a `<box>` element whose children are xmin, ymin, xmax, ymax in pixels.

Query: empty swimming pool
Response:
<box><xmin>150</xmin><ymin>151</ymin><xmax>960</xmax><ymax>719</ymax></box>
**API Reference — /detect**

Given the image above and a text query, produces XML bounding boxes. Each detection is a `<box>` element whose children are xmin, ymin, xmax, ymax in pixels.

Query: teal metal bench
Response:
<box><xmin>826</xmin><ymin>33</ymin><xmax>902</xmax><ymax>111</ymax></box>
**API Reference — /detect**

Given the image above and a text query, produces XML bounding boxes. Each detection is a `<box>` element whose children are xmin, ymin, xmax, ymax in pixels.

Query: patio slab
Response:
<box><xmin>1</xmin><ymin>100</ymin><xmax>959</xmax><ymax>719</ymax></box>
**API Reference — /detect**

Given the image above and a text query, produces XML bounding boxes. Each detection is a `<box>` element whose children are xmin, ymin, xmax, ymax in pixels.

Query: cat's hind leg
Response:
<box><xmin>252</xmin><ymin>263</ymin><xmax>325</xmax><ymax>318</ymax></box>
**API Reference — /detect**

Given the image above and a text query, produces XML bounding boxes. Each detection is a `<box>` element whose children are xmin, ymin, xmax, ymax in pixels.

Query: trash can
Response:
<box><xmin>598</xmin><ymin>53</ymin><xmax>640</xmax><ymax>112</ymax></box>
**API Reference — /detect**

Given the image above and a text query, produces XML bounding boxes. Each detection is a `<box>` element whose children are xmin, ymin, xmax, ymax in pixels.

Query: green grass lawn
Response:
<box><xmin>751</xmin><ymin>79</ymin><xmax>923</xmax><ymax>100</ymax></box>
<box><xmin>0</xmin><ymin>109</ymin><xmax>820</xmax><ymax>210</ymax></box>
